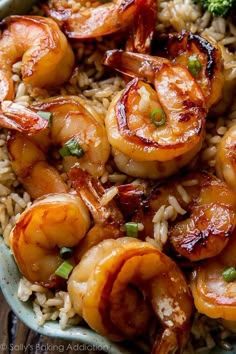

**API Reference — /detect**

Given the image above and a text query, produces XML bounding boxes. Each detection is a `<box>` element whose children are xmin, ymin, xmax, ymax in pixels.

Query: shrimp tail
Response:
<box><xmin>0</xmin><ymin>101</ymin><xmax>49</xmax><ymax>133</ymax></box>
<box><xmin>69</xmin><ymin>166</ymin><xmax>125</xmax><ymax>261</ymax></box>
<box><xmin>103</xmin><ymin>49</ymin><xmax>167</xmax><ymax>83</ymax></box>
<box><xmin>126</xmin><ymin>0</ymin><xmax>157</xmax><ymax>54</ymax></box>
<box><xmin>151</xmin><ymin>328</ymin><xmax>179</xmax><ymax>354</ymax></box>
<box><xmin>69</xmin><ymin>165</ymin><xmax>123</xmax><ymax>225</ymax></box>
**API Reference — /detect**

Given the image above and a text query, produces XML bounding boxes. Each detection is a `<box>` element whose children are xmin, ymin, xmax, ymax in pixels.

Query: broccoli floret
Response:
<box><xmin>193</xmin><ymin>0</ymin><xmax>236</xmax><ymax>17</ymax></box>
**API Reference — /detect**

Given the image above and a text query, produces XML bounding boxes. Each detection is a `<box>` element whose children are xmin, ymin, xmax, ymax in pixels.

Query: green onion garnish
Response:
<box><xmin>125</xmin><ymin>222</ymin><xmax>139</xmax><ymax>238</ymax></box>
<box><xmin>55</xmin><ymin>261</ymin><xmax>73</xmax><ymax>279</ymax></box>
<box><xmin>59</xmin><ymin>247</ymin><xmax>74</xmax><ymax>260</ymax></box>
<box><xmin>188</xmin><ymin>55</ymin><xmax>202</xmax><ymax>76</ymax></box>
<box><xmin>150</xmin><ymin>108</ymin><xmax>166</xmax><ymax>127</ymax></box>
<box><xmin>59</xmin><ymin>137</ymin><xmax>84</xmax><ymax>158</ymax></box>
<box><xmin>222</xmin><ymin>266</ymin><xmax>236</xmax><ymax>282</ymax></box>
<box><xmin>36</xmin><ymin>111</ymin><xmax>53</xmax><ymax>127</ymax></box>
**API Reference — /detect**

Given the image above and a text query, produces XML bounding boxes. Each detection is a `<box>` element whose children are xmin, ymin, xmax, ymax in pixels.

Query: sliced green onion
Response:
<box><xmin>188</xmin><ymin>55</ymin><xmax>202</xmax><ymax>76</ymax></box>
<box><xmin>55</xmin><ymin>261</ymin><xmax>73</xmax><ymax>279</ymax></box>
<box><xmin>59</xmin><ymin>247</ymin><xmax>74</xmax><ymax>260</ymax></box>
<box><xmin>222</xmin><ymin>266</ymin><xmax>236</xmax><ymax>282</ymax></box>
<box><xmin>59</xmin><ymin>137</ymin><xmax>84</xmax><ymax>158</ymax></box>
<box><xmin>36</xmin><ymin>111</ymin><xmax>53</xmax><ymax>127</ymax></box>
<box><xmin>125</xmin><ymin>222</ymin><xmax>139</xmax><ymax>238</ymax></box>
<box><xmin>150</xmin><ymin>108</ymin><xmax>166</xmax><ymax>127</ymax></box>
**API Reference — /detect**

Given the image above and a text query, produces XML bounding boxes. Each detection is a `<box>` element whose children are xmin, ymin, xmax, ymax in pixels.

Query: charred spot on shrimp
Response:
<box><xmin>0</xmin><ymin>18</ymin><xmax>7</xmax><ymax>32</ymax></box>
<box><xmin>178</xmin><ymin>99</ymin><xmax>206</xmax><ymax>123</ymax></box>
<box><xmin>173</xmin><ymin>225</ymin><xmax>231</xmax><ymax>255</ymax></box>
<box><xmin>188</xmin><ymin>32</ymin><xmax>217</xmax><ymax>80</ymax></box>
<box><xmin>153</xmin><ymin>30</ymin><xmax>218</xmax><ymax>80</ymax></box>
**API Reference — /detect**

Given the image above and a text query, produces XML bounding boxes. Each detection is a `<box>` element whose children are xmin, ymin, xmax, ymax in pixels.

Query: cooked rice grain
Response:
<box><xmin>177</xmin><ymin>184</ymin><xmax>191</xmax><ymax>204</ymax></box>
<box><xmin>168</xmin><ymin>195</ymin><xmax>187</xmax><ymax>215</ymax></box>
<box><xmin>100</xmin><ymin>186</ymin><xmax>119</xmax><ymax>206</ymax></box>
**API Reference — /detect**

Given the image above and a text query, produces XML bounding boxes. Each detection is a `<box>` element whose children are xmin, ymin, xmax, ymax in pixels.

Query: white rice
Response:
<box><xmin>176</xmin><ymin>184</ymin><xmax>191</xmax><ymax>204</ymax></box>
<box><xmin>168</xmin><ymin>195</ymin><xmax>187</xmax><ymax>215</ymax></box>
<box><xmin>18</xmin><ymin>277</ymin><xmax>81</xmax><ymax>329</ymax></box>
<box><xmin>100</xmin><ymin>186</ymin><xmax>119</xmax><ymax>206</ymax></box>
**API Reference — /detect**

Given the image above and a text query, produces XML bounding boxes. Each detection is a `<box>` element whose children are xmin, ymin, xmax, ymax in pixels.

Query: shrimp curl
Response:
<box><xmin>0</xmin><ymin>15</ymin><xmax>75</xmax><ymax>101</ymax></box>
<box><xmin>68</xmin><ymin>237</ymin><xmax>193</xmax><ymax>353</ymax></box>
<box><xmin>103</xmin><ymin>50</ymin><xmax>207</xmax><ymax>179</ymax></box>
<box><xmin>6</xmin><ymin>96</ymin><xmax>110</xmax><ymax>199</ymax></box>
<box><xmin>10</xmin><ymin>193</ymin><xmax>90</xmax><ymax>288</ymax></box>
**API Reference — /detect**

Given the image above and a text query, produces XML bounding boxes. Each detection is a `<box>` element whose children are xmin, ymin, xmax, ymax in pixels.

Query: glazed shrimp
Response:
<box><xmin>31</xmin><ymin>96</ymin><xmax>110</xmax><ymax>177</ymax></box>
<box><xmin>69</xmin><ymin>166</ymin><xmax>124</xmax><ymax>261</ymax></box>
<box><xmin>152</xmin><ymin>30</ymin><xmax>224</xmax><ymax>108</ymax></box>
<box><xmin>6</xmin><ymin>96</ymin><xmax>110</xmax><ymax>198</ymax></box>
<box><xmin>190</xmin><ymin>229</ymin><xmax>236</xmax><ymax>321</ymax></box>
<box><xmin>68</xmin><ymin>237</ymin><xmax>193</xmax><ymax>353</ymax></box>
<box><xmin>10</xmin><ymin>193</ymin><xmax>90</xmax><ymax>288</ymax></box>
<box><xmin>42</xmin><ymin>0</ymin><xmax>145</xmax><ymax>39</ymax></box>
<box><xmin>215</xmin><ymin>125</ymin><xmax>236</xmax><ymax>191</ymax></box>
<box><xmin>133</xmin><ymin>171</ymin><xmax>236</xmax><ymax>261</ymax></box>
<box><xmin>0</xmin><ymin>15</ymin><xmax>75</xmax><ymax>101</ymax></box>
<box><xmin>103</xmin><ymin>50</ymin><xmax>206</xmax><ymax>179</ymax></box>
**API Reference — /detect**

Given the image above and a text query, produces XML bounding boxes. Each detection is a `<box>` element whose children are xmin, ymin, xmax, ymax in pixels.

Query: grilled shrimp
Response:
<box><xmin>103</xmin><ymin>50</ymin><xmax>206</xmax><ymax>179</ymax></box>
<box><xmin>215</xmin><ymin>125</ymin><xmax>236</xmax><ymax>191</ymax></box>
<box><xmin>6</xmin><ymin>96</ymin><xmax>110</xmax><ymax>198</ymax></box>
<box><xmin>42</xmin><ymin>0</ymin><xmax>145</xmax><ymax>39</ymax></box>
<box><xmin>10</xmin><ymin>193</ymin><xmax>90</xmax><ymax>288</ymax></box>
<box><xmin>190</xmin><ymin>230</ymin><xmax>236</xmax><ymax>321</ymax></box>
<box><xmin>133</xmin><ymin>171</ymin><xmax>236</xmax><ymax>261</ymax></box>
<box><xmin>68</xmin><ymin>237</ymin><xmax>193</xmax><ymax>352</ymax></box>
<box><xmin>69</xmin><ymin>166</ymin><xmax>124</xmax><ymax>261</ymax></box>
<box><xmin>0</xmin><ymin>15</ymin><xmax>75</xmax><ymax>101</ymax></box>
<box><xmin>152</xmin><ymin>30</ymin><xmax>224</xmax><ymax>108</ymax></box>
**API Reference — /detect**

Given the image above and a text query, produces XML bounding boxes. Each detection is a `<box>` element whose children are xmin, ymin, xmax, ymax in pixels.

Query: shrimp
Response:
<box><xmin>6</xmin><ymin>96</ymin><xmax>110</xmax><ymax>198</ymax></box>
<box><xmin>0</xmin><ymin>15</ymin><xmax>75</xmax><ymax>101</ymax></box>
<box><xmin>103</xmin><ymin>50</ymin><xmax>207</xmax><ymax>179</ymax></box>
<box><xmin>152</xmin><ymin>30</ymin><xmax>224</xmax><ymax>108</ymax></box>
<box><xmin>9</xmin><ymin>193</ymin><xmax>90</xmax><ymax>288</ymax></box>
<box><xmin>42</xmin><ymin>0</ymin><xmax>145</xmax><ymax>39</ymax></box>
<box><xmin>68</xmin><ymin>237</ymin><xmax>193</xmax><ymax>352</ymax></box>
<box><xmin>190</xmin><ymin>229</ymin><xmax>236</xmax><ymax>321</ymax></box>
<box><xmin>125</xmin><ymin>0</ymin><xmax>157</xmax><ymax>54</ymax></box>
<box><xmin>68</xmin><ymin>166</ymin><xmax>124</xmax><ymax>261</ymax></box>
<box><xmin>132</xmin><ymin>171</ymin><xmax>236</xmax><ymax>261</ymax></box>
<box><xmin>215</xmin><ymin>125</ymin><xmax>236</xmax><ymax>191</ymax></box>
